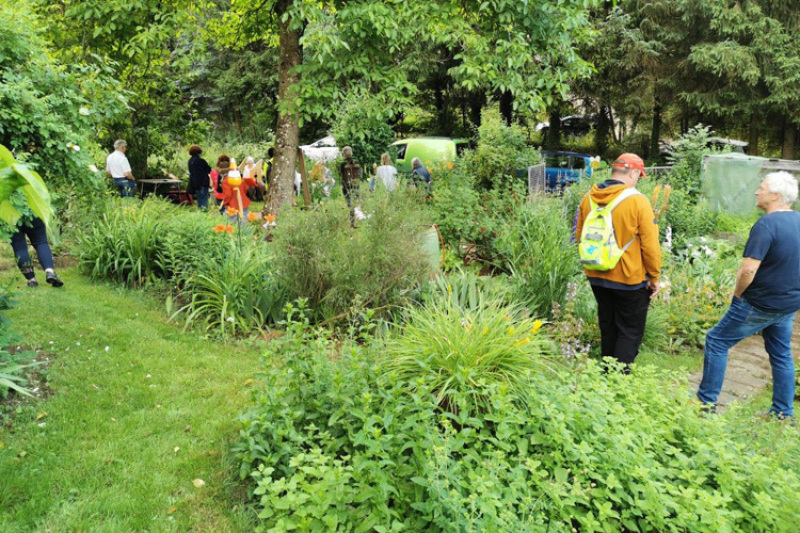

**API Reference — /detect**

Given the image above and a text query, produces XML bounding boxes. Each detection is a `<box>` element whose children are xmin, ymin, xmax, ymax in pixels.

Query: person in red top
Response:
<box><xmin>211</xmin><ymin>155</ymin><xmax>229</xmax><ymax>214</ymax></box>
<box><xmin>221</xmin><ymin>159</ymin><xmax>257</xmax><ymax>224</ymax></box>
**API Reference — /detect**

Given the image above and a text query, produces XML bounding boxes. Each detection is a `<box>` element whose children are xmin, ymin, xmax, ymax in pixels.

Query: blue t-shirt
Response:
<box><xmin>742</xmin><ymin>211</ymin><xmax>800</xmax><ymax>313</ymax></box>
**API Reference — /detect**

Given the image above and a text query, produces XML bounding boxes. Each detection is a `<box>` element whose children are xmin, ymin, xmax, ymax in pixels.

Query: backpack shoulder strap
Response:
<box><xmin>606</xmin><ymin>187</ymin><xmax>641</xmax><ymax>211</ymax></box>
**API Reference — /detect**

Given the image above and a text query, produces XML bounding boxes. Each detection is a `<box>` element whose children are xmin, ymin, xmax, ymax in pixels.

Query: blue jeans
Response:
<box><xmin>195</xmin><ymin>187</ymin><xmax>209</xmax><ymax>210</ymax></box>
<box><xmin>697</xmin><ymin>296</ymin><xmax>796</xmax><ymax>417</ymax></box>
<box><xmin>113</xmin><ymin>178</ymin><xmax>136</xmax><ymax>198</ymax></box>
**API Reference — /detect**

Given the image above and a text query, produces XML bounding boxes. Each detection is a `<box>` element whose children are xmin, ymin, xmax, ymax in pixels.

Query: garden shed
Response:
<box><xmin>702</xmin><ymin>154</ymin><xmax>800</xmax><ymax>214</ymax></box>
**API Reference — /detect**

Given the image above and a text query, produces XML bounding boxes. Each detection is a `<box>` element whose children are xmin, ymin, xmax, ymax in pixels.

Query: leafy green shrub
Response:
<box><xmin>0</xmin><ymin>6</ymin><xmax>124</xmax><ymax>194</ymax></box>
<box><xmin>235</xmin><ymin>310</ymin><xmax>800</xmax><ymax>532</ymax></box>
<box><xmin>271</xmin><ymin>190</ymin><xmax>432</xmax><ymax>321</ymax></box>
<box><xmin>331</xmin><ymin>93</ymin><xmax>395</xmax><ymax>169</ymax></box>
<box><xmin>663</xmin><ymin>190</ymin><xmax>719</xmax><ymax>246</ymax></box>
<box><xmin>176</xmin><ymin>239</ymin><xmax>286</xmax><ymax>336</ymax></box>
<box><xmin>420</xmin><ymin>268</ymin><xmax>511</xmax><ymax>310</ymax></box>
<box><xmin>383</xmin><ymin>297</ymin><xmax>550</xmax><ymax>413</ymax></box>
<box><xmin>496</xmin><ymin>198</ymin><xmax>580</xmax><ymax>317</ymax></box>
<box><xmin>78</xmin><ymin>199</ymin><xmax>174</xmax><ymax>285</ymax></box>
<box><xmin>461</xmin><ymin>107</ymin><xmax>540</xmax><ymax>191</ymax></box>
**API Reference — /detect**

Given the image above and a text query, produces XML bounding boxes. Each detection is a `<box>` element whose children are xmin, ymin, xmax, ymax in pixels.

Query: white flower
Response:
<box><xmin>72</xmin><ymin>145</ymin><xmax>81</xmax><ymax>152</ymax></box>
<box><xmin>226</xmin><ymin>316</ymin><xmax>235</xmax><ymax>323</ymax></box>
<box><xmin>89</xmin><ymin>164</ymin><xmax>99</xmax><ymax>173</ymax></box>
<box><xmin>79</xmin><ymin>107</ymin><xmax>90</xmax><ymax>116</ymax></box>
<box><xmin>105</xmin><ymin>346</ymin><xmax>110</xmax><ymax>352</ymax></box>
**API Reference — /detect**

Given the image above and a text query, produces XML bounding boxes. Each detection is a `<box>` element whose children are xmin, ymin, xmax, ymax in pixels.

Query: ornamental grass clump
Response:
<box><xmin>382</xmin><ymin>298</ymin><xmax>550</xmax><ymax>413</ymax></box>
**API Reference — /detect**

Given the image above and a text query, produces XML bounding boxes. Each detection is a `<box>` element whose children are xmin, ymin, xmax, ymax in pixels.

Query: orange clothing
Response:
<box><xmin>576</xmin><ymin>183</ymin><xmax>661</xmax><ymax>286</ymax></box>
<box><xmin>221</xmin><ymin>176</ymin><xmax>257</xmax><ymax>210</ymax></box>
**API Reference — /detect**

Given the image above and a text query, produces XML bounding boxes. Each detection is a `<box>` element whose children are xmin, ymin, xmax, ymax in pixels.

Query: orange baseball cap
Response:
<box><xmin>612</xmin><ymin>153</ymin><xmax>647</xmax><ymax>177</ymax></box>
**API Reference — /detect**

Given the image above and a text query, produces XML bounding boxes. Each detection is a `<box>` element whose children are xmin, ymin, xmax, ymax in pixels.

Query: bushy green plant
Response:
<box><xmin>0</xmin><ymin>6</ymin><xmax>124</xmax><ymax>194</ymax></box>
<box><xmin>382</xmin><ymin>297</ymin><xmax>550</xmax><ymax>413</ymax></box>
<box><xmin>663</xmin><ymin>190</ymin><xmax>720</xmax><ymax>247</ymax></box>
<box><xmin>271</xmin><ymin>189</ymin><xmax>432</xmax><ymax>322</ymax></box>
<box><xmin>78</xmin><ymin>199</ymin><xmax>174</xmax><ymax>285</ymax></box>
<box><xmin>461</xmin><ymin>107</ymin><xmax>540</xmax><ymax>191</ymax></box>
<box><xmin>176</xmin><ymin>238</ymin><xmax>286</xmax><ymax>336</ymax></box>
<box><xmin>331</xmin><ymin>93</ymin><xmax>396</xmax><ymax>169</ymax></box>
<box><xmin>420</xmin><ymin>268</ymin><xmax>511</xmax><ymax>310</ymax></box>
<box><xmin>235</xmin><ymin>309</ymin><xmax>800</xmax><ymax>532</ymax></box>
<box><xmin>496</xmin><ymin>198</ymin><xmax>580</xmax><ymax>318</ymax></box>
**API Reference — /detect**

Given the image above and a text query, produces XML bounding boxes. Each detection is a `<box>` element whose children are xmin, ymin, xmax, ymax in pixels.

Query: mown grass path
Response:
<box><xmin>0</xmin><ymin>269</ymin><xmax>260</xmax><ymax>532</ymax></box>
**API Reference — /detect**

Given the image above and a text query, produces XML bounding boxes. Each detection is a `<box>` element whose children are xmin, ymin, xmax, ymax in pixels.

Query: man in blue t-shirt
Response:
<box><xmin>697</xmin><ymin>171</ymin><xmax>800</xmax><ymax>419</ymax></box>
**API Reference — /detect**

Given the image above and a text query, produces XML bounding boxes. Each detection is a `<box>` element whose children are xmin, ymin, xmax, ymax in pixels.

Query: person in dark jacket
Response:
<box><xmin>187</xmin><ymin>145</ymin><xmax>213</xmax><ymax>210</ymax></box>
<box><xmin>411</xmin><ymin>157</ymin><xmax>432</xmax><ymax>191</ymax></box>
<box><xmin>10</xmin><ymin>216</ymin><xmax>63</xmax><ymax>288</ymax></box>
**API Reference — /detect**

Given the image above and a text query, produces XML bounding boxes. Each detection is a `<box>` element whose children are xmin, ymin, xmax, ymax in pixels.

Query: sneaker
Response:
<box><xmin>27</xmin><ymin>278</ymin><xmax>39</xmax><ymax>288</ymax></box>
<box><xmin>45</xmin><ymin>272</ymin><xmax>64</xmax><ymax>288</ymax></box>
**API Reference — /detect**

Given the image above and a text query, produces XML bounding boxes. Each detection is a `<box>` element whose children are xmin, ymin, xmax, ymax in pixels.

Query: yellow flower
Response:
<box><xmin>515</xmin><ymin>337</ymin><xmax>531</xmax><ymax>346</ymax></box>
<box><xmin>481</xmin><ymin>327</ymin><xmax>489</xmax><ymax>335</ymax></box>
<box><xmin>446</xmin><ymin>284</ymin><xmax>452</xmax><ymax>294</ymax></box>
<box><xmin>508</xmin><ymin>326</ymin><xmax>515</xmax><ymax>335</ymax></box>
<box><xmin>706</xmin><ymin>305</ymin><xmax>713</xmax><ymax>310</ymax></box>
<box><xmin>531</xmin><ymin>320</ymin><xmax>543</xmax><ymax>334</ymax></box>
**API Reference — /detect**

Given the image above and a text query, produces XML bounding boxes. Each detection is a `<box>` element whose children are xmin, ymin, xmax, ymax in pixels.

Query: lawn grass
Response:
<box><xmin>0</xmin><ymin>268</ymin><xmax>261</xmax><ymax>532</ymax></box>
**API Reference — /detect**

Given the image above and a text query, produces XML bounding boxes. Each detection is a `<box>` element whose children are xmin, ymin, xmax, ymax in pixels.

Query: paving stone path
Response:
<box><xmin>688</xmin><ymin>315</ymin><xmax>800</xmax><ymax>410</ymax></box>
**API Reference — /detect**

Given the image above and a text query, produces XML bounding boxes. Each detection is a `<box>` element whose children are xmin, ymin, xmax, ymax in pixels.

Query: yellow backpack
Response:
<box><xmin>579</xmin><ymin>188</ymin><xmax>641</xmax><ymax>271</ymax></box>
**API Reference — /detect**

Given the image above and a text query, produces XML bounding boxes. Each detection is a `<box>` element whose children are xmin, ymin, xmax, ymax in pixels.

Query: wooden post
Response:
<box><xmin>297</xmin><ymin>148</ymin><xmax>311</xmax><ymax>209</ymax></box>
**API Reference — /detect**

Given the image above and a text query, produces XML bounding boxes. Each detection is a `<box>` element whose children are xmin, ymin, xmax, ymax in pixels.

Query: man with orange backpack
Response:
<box><xmin>575</xmin><ymin>153</ymin><xmax>662</xmax><ymax>371</ymax></box>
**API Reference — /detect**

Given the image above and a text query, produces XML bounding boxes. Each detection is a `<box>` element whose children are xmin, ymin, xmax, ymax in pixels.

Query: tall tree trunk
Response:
<box><xmin>546</xmin><ymin>108</ymin><xmax>561</xmax><ymax>151</ymax></box>
<box><xmin>595</xmin><ymin>105</ymin><xmax>610</xmax><ymax>157</ymax></box>
<box><xmin>782</xmin><ymin>118</ymin><xmax>796</xmax><ymax>160</ymax></box>
<box><xmin>265</xmin><ymin>1</ymin><xmax>302</xmax><ymax>216</ymax></box>
<box><xmin>499</xmin><ymin>90</ymin><xmax>513</xmax><ymax>126</ymax></box>
<box><xmin>748</xmin><ymin>113</ymin><xmax>760</xmax><ymax>156</ymax></box>
<box><xmin>649</xmin><ymin>101</ymin><xmax>662</xmax><ymax>161</ymax></box>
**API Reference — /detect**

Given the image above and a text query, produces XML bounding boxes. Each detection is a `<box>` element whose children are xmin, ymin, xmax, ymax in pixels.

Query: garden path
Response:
<box><xmin>687</xmin><ymin>314</ymin><xmax>800</xmax><ymax>411</ymax></box>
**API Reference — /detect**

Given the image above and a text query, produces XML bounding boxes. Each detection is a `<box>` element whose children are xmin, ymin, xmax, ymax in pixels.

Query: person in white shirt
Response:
<box><xmin>105</xmin><ymin>139</ymin><xmax>136</xmax><ymax>197</ymax></box>
<box><xmin>375</xmin><ymin>152</ymin><xmax>398</xmax><ymax>192</ymax></box>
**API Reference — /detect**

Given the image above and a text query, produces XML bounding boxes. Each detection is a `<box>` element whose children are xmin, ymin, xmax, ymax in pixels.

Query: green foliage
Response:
<box><xmin>235</xmin><ymin>310</ymin><xmax>800</xmax><ymax>532</ymax></box>
<box><xmin>427</xmin><ymin>165</ymin><xmax>495</xmax><ymax>252</ymax></box>
<box><xmin>0</xmin><ymin>285</ymin><xmax>37</xmax><ymax>399</ymax></box>
<box><xmin>271</xmin><ymin>190</ymin><xmax>432</xmax><ymax>321</ymax></box>
<box><xmin>383</xmin><ymin>297</ymin><xmax>550</xmax><ymax>413</ymax></box>
<box><xmin>463</xmin><ymin>107</ymin><xmax>540</xmax><ymax>191</ymax></box>
<box><xmin>665</xmin><ymin>124</ymin><xmax>721</xmax><ymax>198</ymax></box>
<box><xmin>78</xmin><ymin>199</ymin><xmax>178</xmax><ymax>286</ymax></box>
<box><xmin>663</xmin><ymin>190</ymin><xmax>719</xmax><ymax>246</ymax></box>
<box><xmin>496</xmin><ymin>198</ymin><xmax>581</xmax><ymax>318</ymax></box>
<box><xmin>330</xmin><ymin>94</ymin><xmax>396</xmax><ymax>170</ymax></box>
<box><xmin>0</xmin><ymin>6</ymin><xmax>124</xmax><ymax>193</ymax></box>
<box><xmin>0</xmin><ymin>145</ymin><xmax>54</xmax><ymax>231</ymax></box>
<box><xmin>176</xmin><ymin>239</ymin><xmax>287</xmax><ymax>337</ymax></box>
<box><xmin>661</xmin><ymin>237</ymin><xmax>739</xmax><ymax>350</ymax></box>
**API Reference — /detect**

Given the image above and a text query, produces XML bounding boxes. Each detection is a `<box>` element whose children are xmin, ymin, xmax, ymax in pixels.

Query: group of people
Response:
<box><xmin>188</xmin><ymin>146</ymin><xmax>272</xmax><ymax>222</ymax></box>
<box><xmin>577</xmin><ymin>153</ymin><xmax>800</xmax><ymax>421</ymax></box>
<box><xmin>9</xmin><ymin>141</ymin><xmax>800</xmax><ymax>421</ymax></box>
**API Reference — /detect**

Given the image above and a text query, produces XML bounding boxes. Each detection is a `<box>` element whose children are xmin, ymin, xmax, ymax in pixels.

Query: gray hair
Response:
<box><xmin>113</xmin><ymin>139</ymin><xmax>127</xmax><ymax>149</ymax></box>
<box><xmin>244</xmin><ymin>156</ymin><xmax>254</xmax><ymax>164</ymax></box>
<box><xmin>764</xmin><ymin>171</ymin><xmax>799</xmax><ymax>206</ymax></box>
<box><xmin>342</xmin><ymin>146</ymin><xmax>353</xmax><ymax>159</ymax></box>
<box><xmin>411</xmin><ymin>157</ymin><xmax>423</xmax><ymax>169</ymax></box>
